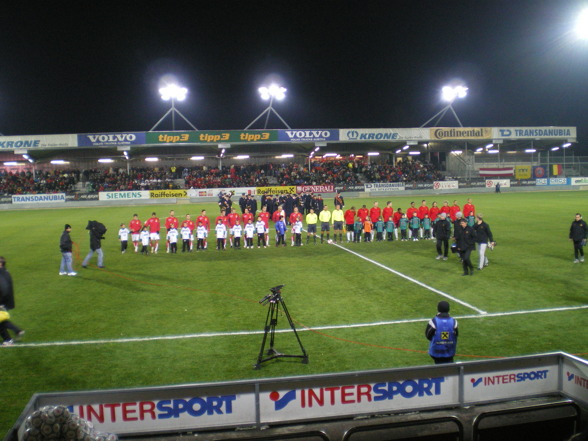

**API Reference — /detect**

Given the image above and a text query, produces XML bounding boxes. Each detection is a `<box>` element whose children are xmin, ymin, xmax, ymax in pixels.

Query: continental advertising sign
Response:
<box><xmin>149</xmin><ymin>189</ymin><xmax>190</xmax><ymax>199</ymax></box>
<box><xmin>430</xmin><ymin>127</ymin><xmax>492</xmax><ymax>140</ymax></box>
<box><xmin>146</xmin><ymin>131</ymin><xmax>278</xmax><ymax>144</ymax></box>
<box><xmin>257</xmin><ymin>186</ymin><xmax>296</xmax><ymax>196</ymax></box>
<box><xmin>514</xmin><ymin>165</ymin><xmax>532</xmax><ymax>180</ymax></box>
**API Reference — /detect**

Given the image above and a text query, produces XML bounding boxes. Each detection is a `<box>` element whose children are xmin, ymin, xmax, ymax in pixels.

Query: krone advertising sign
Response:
<box><xmin>0</xmin><ymin>135</ymin><xmax>76</xmax><ymax>149</ymax></box>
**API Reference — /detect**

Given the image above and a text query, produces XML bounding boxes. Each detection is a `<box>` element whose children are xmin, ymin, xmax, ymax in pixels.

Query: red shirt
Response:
<box><xmin>197</xmin><ymin>215</ymin><xmax>210</xmax><ymax>231</ymax></box>
<box><xmin>227</xmin><ymin>212</ymin><xmax>241</xmax><ymax>227</ymax></box>
<box><xmin>182</xmin><ymin>220</ymin><xmax>195</xmax><ymax>232</ymax></box>
<box><xmin>449</xmin><ymin>205</ymin><xmax>461</xmax><ymax>221</ymax></box>
<box><xmin>260</xmin><ymin>211</ymin><xmax>271</xmax><ymax>228</ymax></box>
<box><xmin>129</xmin><ymin>219</ymin><xmax>142</xmax><ymax>234</ymax></box>
<box><xmin>393</xmin><ymin>211</ymin><xmax>403</xmax><ymax>226</ymax></box>
<box><xmin>165</xmin><ymin>216</ymin><xmax>179</xmax><ymax>230</ymax></box>
<box><xmin>145</xmin><ymin>217</ymin><xmax>160</xmax><ymax>233</ymax></box>
<box><xmin>369</xmin><ymin>207</ymin><xmax>381</xmax><ymax>223</ymax></box>
<box><xmin>429</xmin><ymin>206</ymin><xmax>440</xmax><ymax>221</ymax></box>
<box><xmin>382</xmin><ymin>206</ymin><xmax>393</xmax><ymax>222</ymax></box>
<box><xmin>406</xmin><ymin>207</ymin><xmax>418</xmax><ymax>219</ymax></box>
<box><xmin>417</xmin><ymin>205</ymin><xmax>429</xmax><ymax>220</ymax></box>
<box><xmin>463</xmin><ymin>203</ymin><xmax>475</xmax><ymax>217</ymax></box>
<box><xmin>344</xmin><ymin>209</ymin><xmax>356</xmax><ymax>224</ymax></box>
<box><xmin>440</xmin><ymin>205</ymin><xmax>451</xmax><ymax>217</ymax></box>
<box><xmin>215</xmin><ymin>215</ymin><xmax>229</xmax><ymax>227</ymax></box>
<box><xmin>357</xmin><ymin>208</ymin><xmax>369</xmax><ymax>222</ymax></box>
<box><xmin>271</xmin><ymin>211</ymin><xmax>281</xmax><ymax>223</ymax></box>
<box><xmin>289</xmin><ymin>211</ymin><xmax>302</xmax><ymax>225</ymax></box>
<box><xmin>242</xmin><ymin>212</ymin><xmax>254</xmax><ymax>225</ymax></box>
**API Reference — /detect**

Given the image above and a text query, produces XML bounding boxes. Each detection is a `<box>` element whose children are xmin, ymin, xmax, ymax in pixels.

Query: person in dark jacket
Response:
<box><xmin>81</xmin><ymin>220</ymin><xmax>105</xmax><ymax>269</ymax></box>
<box><xmin>456</xmin><ymin>218</ymin><xmax>476</xmax><ymax>276</ymax></box>
<box><xmin>59</xmin><ymin>224</ymin><xmax>76</xmax><ymax>276</ymax></box>
<box><xmin>474</xmin><ymin>214</ymin><xmax>495</xmax><ymax>270</ymax></box>
<box><xmin>0</xmin><ymin>256</ymin><xmax>25</xmax><ymax>346</ymax></box>
<box><xmin>426</xmin><ymin>301</ymin><xmax>458</xmax><ymax>364</ymax></box>
<box><xmin>570</xmin><ymin>213</ymin><xmax>588</xmax><ymax>263</ymax></box>
<box><xmin>434</xmin><ymin>213</ymin><xmax>452</xmax><ymax>260</ymax></box>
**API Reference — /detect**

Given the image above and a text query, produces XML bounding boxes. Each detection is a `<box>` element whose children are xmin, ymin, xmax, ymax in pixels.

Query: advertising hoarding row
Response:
<box><xmin>19</xmin><ymin>353</ymin><xmax>585</xmax><ymax>437</ymax></box>
<box><xmin>0</xmin><ymin>126</ymin><xmax>576</xmax><ymax>150</ymax></box>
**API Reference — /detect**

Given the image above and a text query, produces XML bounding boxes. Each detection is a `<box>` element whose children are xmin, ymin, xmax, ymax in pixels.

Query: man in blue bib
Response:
<box><xmin>426</xmin><ymin>301</ymin><xmax>458</xmax><ymax>364</ymax></box>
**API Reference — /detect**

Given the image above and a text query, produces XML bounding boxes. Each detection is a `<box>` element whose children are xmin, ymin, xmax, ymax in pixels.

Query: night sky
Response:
<box><xmin>1</xmin><ymin>1</ymin><xmax>587</xmax><ymax>148</ymax></box>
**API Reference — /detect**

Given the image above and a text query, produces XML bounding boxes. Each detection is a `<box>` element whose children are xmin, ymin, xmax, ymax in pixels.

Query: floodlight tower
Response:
<box><xmin>420</xmin><ymin>85</ymin><xmax>468</xmax><ymax>127</ymax></box>
<box><xmin>245</xmin><ymin>84</ymin><xmax>291</xmax><ymax>129</ymax></box>
<box><xmin>150</xmin><ymin>84</ymin><xmax>198</xmax><ymax>131</ymax></box>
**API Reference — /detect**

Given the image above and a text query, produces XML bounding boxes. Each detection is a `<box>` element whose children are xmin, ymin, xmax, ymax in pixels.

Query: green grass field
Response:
<box><xmin>1</xmin><ymin>190</ymin><xmax>587</xmax><ymax>433</ymax></box>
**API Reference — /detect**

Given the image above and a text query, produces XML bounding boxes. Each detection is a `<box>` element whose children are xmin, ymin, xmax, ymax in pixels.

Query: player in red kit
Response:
<box><xmin>259</xmin><ymin>206</ymin><xmax>271</xmax><ymax>245</ymax></box>
<box><xmin>288</xmin><ymin>206</ymin><xmax>302</xmax><ymax>246</ymax></box>
<box><xmin>182</xmin><ymin>214</ymin><xmax>196</xmax><ymax>250</ymax></box>
<box><xmin>369</xmin><ymin>202</ymin><xmax>381</xmax><ymax>224</ymax></box>
<box><xmin>463</xmin><ymin>198</ymin><xmax>475</xmax><ymax>218</ymax></box>
<box><xmin>227</xmin><ymin>208</ymin><xmax>241</xmax><ymax>247</ymax></box>
<box><xmin>449</xmin><ymin>200</ymin><xmax>461</xmax><ymax>222</ymax></box>
<box><xmin>197</xmin><ymin>209</ymin><xmax>210</xmax><ymax>249</ymax></box>
<box><xmin>344</xmin><ymin>206</ymin><xmax>357</xmax><ymax>242</ymax></box>
<box><xmin>165</xmin><ymin>210</ymin><xmax>179</xmax><ymax>253</ymax></box>
<box><xmin>129</xmin><ymin>213</ymin><xmax>142</xmax><ymax>253</ymax></box>
<box><xmin>144</xmin><ymin>212</ymin><xmax>161</xmax><ymax>253</ymax></box>
<box><xmin>382</xmin><ymin>202</ymin><xmax>393</xmax><ymax>226</ymax></box>
<box><xmin>357</xmin><ymin>205</ymin><xmax>369</xmax><ymax>223</ymax></box>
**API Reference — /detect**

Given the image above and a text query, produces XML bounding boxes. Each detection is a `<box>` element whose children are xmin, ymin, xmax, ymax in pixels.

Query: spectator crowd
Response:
<box><xmin>0</xmin><ymin>158</ymin><xmax>443</xmax><ymax>195</ymax></box>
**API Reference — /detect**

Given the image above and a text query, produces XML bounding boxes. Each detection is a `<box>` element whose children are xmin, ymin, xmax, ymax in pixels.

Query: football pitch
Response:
<box><xmin>1</xmin><ymin>190</ymin><xmax>587</xmax><ymax>433</ymax></box>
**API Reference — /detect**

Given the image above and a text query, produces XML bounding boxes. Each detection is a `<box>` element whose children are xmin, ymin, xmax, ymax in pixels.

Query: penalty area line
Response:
<box><xmin>332</xmin><ymin>243</ymin><xmax>487</xmax><ymax>315</ymax></box>
<box><xmin>8</xmin><ymin>305</ymin><xmax>588</xmax><ymax>349</ymax></box>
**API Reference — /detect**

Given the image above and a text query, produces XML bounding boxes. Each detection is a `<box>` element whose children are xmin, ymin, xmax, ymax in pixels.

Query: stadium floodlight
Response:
<box><xmin>421</xmin><ymin>83</ymin><xmax>468</xmax><ymax>127</ymax></box>
<box><xmin>190</xmin><ymin>156</ymin><xmax>204</xmax><ymax>160</ymax></box>
<box><xmin>488</xmin><ymin>149</ymin><xmax>499</xmax><ymax>154</ymax></box>
<box><xmin>451</xmin><ymin>150</ymin><xmax>463</xmax><ymax>154</ymax></box>
<box><xmin>235</xmin><ymin>155</ymin><xmax>250</xmax><ymax>159</ymax></box>
<box><xmin>276</xmin><ymin>154</ymin><xmax>294</xmax><ymax>158</ymax></box>
<box><xmin>402</xmin><ymin>145</ymin><xmax>409</xmax><ymax>150</ymax></box>
<box><xmin>486</xmin><ymin>143</ymin><xmax>494</xmax><ymax>149</ymax></box>
<box><xmin>475</xmin><ymin>147</ymin><xmax>484</xmax><ymax>152</ymax></box>
<box><xmin>323</xmin><ymin>153</ymin><xmax>338</xmax><ymax>157</ymax></box>
<box><xmin>577</xmin><ymin>8</ymin><xmax>588</xmax><ymax>39</ymax></box>
<box><xmin>562</xmin><ymin>142</ymin><xmax>572</xmax><ymax>148</ymax></box>
<box><xmin>525</xmin><ymin>149</ymin><xmax>537</xmax><ymax>153</ymax></box>
<box><xmin>551</xmin><ymin>146</ymin><xmax>560</xmax><ymax>151</ymax></box>
<box><xmin>245</xmin><ymin>83</ymin><xmax>291</xmax><ymax>129</ymax></box>
<box><xmin>4</xmin><ymin>162</ymin><xmax>19</xmax><ymax>166</ymax></box>
<box><xmin>50</xmin><ymin>160</ymin><xmax>69</xmax><ymax>164</ymax></box>
<box><xmin>98</xmin><ymin>158</ymin><xmax>114</xmax><ymax>163</ymax></box>
<box><xmin>150</xmin><ymin>82</ymin><xmax>197</xmax><ymax>131</ymax></box>
<box><xmin>395</xmin><ymin>149</ymin><xmax>402</xmax><ymax>154</ymax></box>
<box><xmin>145</xmin><ymin>157</ymin><xmax>159</xmax><ymax>162</ymax></box>
<box><xmin>367</xmin><ymin>152</ymin><xmax>380</xmax><ymax>156</ymax></box>
<box><xmin>408</xmin><ymin>151</ymin><xmax>421</xmax><ymax>155</ymax></box>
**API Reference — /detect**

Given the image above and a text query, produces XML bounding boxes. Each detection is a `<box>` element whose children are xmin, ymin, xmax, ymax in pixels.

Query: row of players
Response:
<box><xmin>116</xmin><ymin>200</ymin><xmax>478</xmax><ymax>253</ymax></box>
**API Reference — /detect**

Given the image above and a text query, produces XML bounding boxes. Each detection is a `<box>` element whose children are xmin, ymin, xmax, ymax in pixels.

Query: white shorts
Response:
<box><xmin>149</xmin><ymin>232</ymin><xmax>160</xmax><ymax>241</ymax></box>
<box><xmin>132</xmin><ymin>233</ymin><xmax>140</xmax><ymax>241</ymax></box>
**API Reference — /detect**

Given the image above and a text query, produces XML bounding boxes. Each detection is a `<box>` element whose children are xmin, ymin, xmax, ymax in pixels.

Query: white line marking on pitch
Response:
<box><xmin>332</xmin><ymin>243</ymin><xmax>488</xmax><ymax>314</ymax></box>
<box><xmin>9</xmin><ymin>305</ymin><xmax>587</xmax><ymax>348</ymax></box>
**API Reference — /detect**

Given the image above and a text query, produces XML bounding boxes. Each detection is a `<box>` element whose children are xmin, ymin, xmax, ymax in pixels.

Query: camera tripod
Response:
<box><xmin>254</xmin><ymin>285</ymin><xmax>308</xmax><ymax>369</ymax></box>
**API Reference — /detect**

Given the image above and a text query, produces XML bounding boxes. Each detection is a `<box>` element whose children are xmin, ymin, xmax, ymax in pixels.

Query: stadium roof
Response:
<box><xmin>0</xmin><ymin>127</ymin><xmax>577</xmax><ymax>165</ymax></box>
